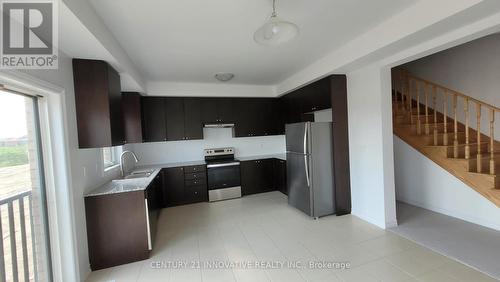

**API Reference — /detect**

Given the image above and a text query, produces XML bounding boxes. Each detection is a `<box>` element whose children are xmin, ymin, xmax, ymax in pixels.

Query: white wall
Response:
<box><xmin>313</xmin><ymin>109</ymin><xmax>333</xmax><ymax>122</ymax></box>
<box><xmin>403</xmin><ymin>33</ymin><xmax>500</xmax><ymax>107</ymax></box>
<box><xmin>403</xmin><ymin>33</ymin><xmax>500</xmax><ymax>134</ymax></box>
<box><xmin>17</xmin><ymin>52</ymin><xmax>133</xmax><ymax>281</ymax></box>
<box><xmin>394</xmin><ymin>136</ymin><xmax>500</xmax><ymax>231</ymax></box>
<box><xmin>132</xmin><ymin>128</ymin><xmax>285</xmax><ymax>165</ymax></box>
<box><xmin>347</xmin><ymin>65</ymin><xmax>397</xmax><ymax>229</ymax></box>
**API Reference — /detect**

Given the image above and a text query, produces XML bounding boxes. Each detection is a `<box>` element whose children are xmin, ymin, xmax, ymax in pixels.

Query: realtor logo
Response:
<box><xmin>1</xmin><ymin>0</ymin><xmax>58</xmax><ymax>69</ymax></box>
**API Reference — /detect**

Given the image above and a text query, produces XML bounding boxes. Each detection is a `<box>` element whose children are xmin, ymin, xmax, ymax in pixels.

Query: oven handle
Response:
<box><xmin>207</xmin><ymin>162</ymin><xmax>240</xmax><ymax>168</ymax></box>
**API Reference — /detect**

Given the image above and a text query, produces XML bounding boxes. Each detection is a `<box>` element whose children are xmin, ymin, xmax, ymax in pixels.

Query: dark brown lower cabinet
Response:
<box><xmin>162</xmin><ymin>167</ymin><xmax>185</xmax><ymax>207</ymax></box>
<box><xmin>162</xmin><ymin>165</ymin><xmax>208</xmax><ymax>207</ymax></box>
<box><xmin>241</xmin><ymin>159</ymin><xmax>275</xmax><ymax>196</ymax></box>
<box><xmin>273</xmin><ymin>159</ymin><xmax>287</xmax><ymax>195</ymax></box>
<box><xmin>84</xmin><ymin>173</ymin><xmax>162</xmax><ymax>271</ymax></box>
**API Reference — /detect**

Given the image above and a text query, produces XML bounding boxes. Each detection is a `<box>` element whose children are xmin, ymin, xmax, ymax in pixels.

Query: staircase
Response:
<box><xmin>391</xmin><ymin>68</ymin><xmax>500</xmax><ymax>207</ymax></box>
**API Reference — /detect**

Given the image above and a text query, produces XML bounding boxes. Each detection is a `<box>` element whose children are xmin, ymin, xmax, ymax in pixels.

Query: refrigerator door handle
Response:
<box><xmin>304</xmin><ymin>155</ymin><xmax>310</xmax><ymax>187</ymax></box>
<box><xmin>303</xmin><ymin>123</ymin><xmax>307</xmax><ymax>154</ymax></box>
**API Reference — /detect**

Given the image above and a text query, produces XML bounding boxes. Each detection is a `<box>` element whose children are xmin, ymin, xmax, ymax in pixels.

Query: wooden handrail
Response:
<box><xmin>394</xmin><ymin>69</ymin><xmax>498</xmax><ymax>175</ymax></box>
<box><xmin>408</xmin><ymin>74</ymin><xmax>500</xmax><ymax>113</ymax></box>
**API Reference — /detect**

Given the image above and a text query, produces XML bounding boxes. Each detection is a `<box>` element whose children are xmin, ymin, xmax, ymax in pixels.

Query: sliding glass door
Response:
<box><xmin>0</xmin><ymin>90</ymin><xmax>52</xmax><ymax>281</ymax></box>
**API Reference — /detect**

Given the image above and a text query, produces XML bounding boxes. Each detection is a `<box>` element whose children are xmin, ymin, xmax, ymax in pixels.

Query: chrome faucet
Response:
<box><xmin>120</xmin><ymin>150</ymin><xmax>139</xmax><ymax>177</ymax></box>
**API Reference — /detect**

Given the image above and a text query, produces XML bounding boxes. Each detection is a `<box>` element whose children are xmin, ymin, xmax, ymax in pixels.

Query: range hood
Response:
<box><xmin>204</xmin><ymin>123</ymin><xmax>235</xmax><ymax>128</ymax></box>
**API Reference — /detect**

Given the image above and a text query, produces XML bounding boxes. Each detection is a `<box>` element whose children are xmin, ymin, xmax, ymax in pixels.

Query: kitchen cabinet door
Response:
<box><xmin>260</xmin><ymin>159</ymin><xmax>275</xmax><ymax>192</ymax></box>
<box><xmin>141</xmin><ymin>97</ymin><xmax>167</xmax><ymax>142</ymax></box>
<box><xmin>73</xmin><ymin>59</ymin><xmax>124</xmax><ymax>148</ymax></box>
<box><xmin>165</xmin><ymin>98</ymin><xmax>185</xmax><ymax>141</ymax></box>
<box><xmin>200</xmin><ymin>98</ymin><xmax>219</xmax><ymax>124</ymax></box>
<box><xmin>235</xmin><ymin>98</ymin><xmax>264</xmax><ymax>137</ymax></box>
<box><xmin>241</xmin><ymin>159</ymin><xmax>275</xmax><ymax>195</ymax></box>
<box><xmin>258</xmin><ymin>99</ymin><xmax>276</xmax><ymax>136</ymax></box>
<box><xmin>122</xmin><ymin>92</ymin><xmax>143</xmax><ymax>144</ymax></box>
<box><xmin>162</xmin><ymin>167</ymin><xmax>185</xmax><ymax>206</ymax></box>
<box><xmin>272</xmin><ymin>99</ymin><xmax>286</xmax><ymax>135</ymax></box>
<box><xmin>216</xmin><ymin>98</ymin><xmax>235</xmax><ymax>123</ymax></box>
<box><xmin>107</xmin><ymin>64</ymin><xmax>125</xmax><ymax>146</ymax></box>
<box><xmin>307</xmin><ymin>78</ymin><xmax>331</xmax><ymax>112</ymax></box>
<box><xmin>274</xmin><ymin>159</ymin><xmax>287</xmax><ymax>195</ymax></box>
<box><xmin>183</xmin><ymin>98</ymin><xmax>203</xmax><ymax>140</ymax></box>
<box><xmin>240</xmin><ymin>160</ymin><xmax>259</xmax><ymax>196</ymax></box>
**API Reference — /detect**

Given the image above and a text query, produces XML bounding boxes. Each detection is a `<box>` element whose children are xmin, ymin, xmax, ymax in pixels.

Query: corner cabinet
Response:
<box><xmin>73</xmin><ymin>59</ymin><xmax>124</xmax><ymax>148</ymax></box>
<box><xmin>240</xmin><ymin>159</ymin><xmax>275</xmax><ymax>196</ymax></box>
<box><xmin>84</xmin><ymin>173</ymin><xmax>162</xmax><ymax>271</ymax></box>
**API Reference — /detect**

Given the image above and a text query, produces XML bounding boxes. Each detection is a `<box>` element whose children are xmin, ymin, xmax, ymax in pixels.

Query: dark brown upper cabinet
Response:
<box><xmin>122</xmin><ymin>92</ymin><xmax>143</xmax><ymax>144</ymax></box>
<box><xmin>183</xmin><ymin>98</ymin><xmax>203</xmax><ymax>140</ymax></box>
<box><xmin>165</xmin><ymin>98</ymin><xmax>204</xmax><ymax>141</ymax></box>
<box><xmin>141</xmin><ymin>97</ymin><xmax>167</xmax><ymax>142</ymax></box>
<box><xmin>233</xmin><ymin>98</ymin><xmax>281</xmax><ymax>138</ymax></box>
<box><xmin>165</xmin><ymin>98</ymin><xmax>185</xmax><ymax>141</ymax></box>
<box><xmin>142</xmin><ymin>97</ymin><xmax>204</xmax><ymax>142</ymax></box>
<box><xmin>200</xmin><ymin>98</ymin><xmax>235</xmax><ymax>124</ymax></box>
<box><xmin>73</xmin><ymin>59</ymin><xmax>124</xmax><ymax>148</ymax></box>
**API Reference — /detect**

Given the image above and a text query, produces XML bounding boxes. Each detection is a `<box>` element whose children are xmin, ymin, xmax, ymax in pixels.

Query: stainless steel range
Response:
<box><xmin>205</xmin><ymin>147</ymin><xmax>241</xmax><ymax>202</ymax></box>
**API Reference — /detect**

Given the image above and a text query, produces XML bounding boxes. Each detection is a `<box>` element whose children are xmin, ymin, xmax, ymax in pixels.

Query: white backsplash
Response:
<box><xmin>131</xmin><ymin>127</ymin><xmax>285</xmax><ymax>165</ymax></box>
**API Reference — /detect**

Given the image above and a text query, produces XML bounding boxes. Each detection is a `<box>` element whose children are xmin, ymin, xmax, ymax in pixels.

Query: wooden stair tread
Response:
<box><xmin>392</xmin><ymin>89</ymin><xmax>500</xmax><ymax>207</ymax></box>
<box><xmin>424</xmin><ymin>141</ymin><xmax>488</xmax><ymax>148</ymax></box>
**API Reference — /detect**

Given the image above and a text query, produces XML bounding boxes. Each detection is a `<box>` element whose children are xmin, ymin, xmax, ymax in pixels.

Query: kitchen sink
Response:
<box><xmin>123</xmin><ymin>173</ymin><xmax>151</xmax><ymax>179</ymax></box>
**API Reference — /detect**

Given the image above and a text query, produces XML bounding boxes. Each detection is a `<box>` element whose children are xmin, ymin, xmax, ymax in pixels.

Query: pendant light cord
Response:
<box><xmin>272</xmin><ymin>0</ymin><xmax>277</xmax><ymax>17</ymax></box>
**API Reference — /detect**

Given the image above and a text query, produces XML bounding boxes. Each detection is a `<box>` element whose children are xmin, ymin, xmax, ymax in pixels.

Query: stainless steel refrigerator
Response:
<box><xmin>286</xmin><ymin>122</ymin><xmax>335</xmax><ymax>218</ymax></box>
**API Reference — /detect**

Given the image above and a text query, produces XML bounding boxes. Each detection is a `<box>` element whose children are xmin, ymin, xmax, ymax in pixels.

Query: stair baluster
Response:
<box><xmin>433</xmin><ymin>86</ymin><xmax>438</xmax><ymax>145</ymax></box>
<box><xmin>453</xmin><ymin>94</ymin><xmax>459</xmax><ymax>158</ymax></box>
<box><xmin>409</xmin><ymin>78</ymin><xmax>414</xmax><ymax>124</ymax></box>
<box><xmin>443</xmin><ymin>90</ymin><xmax>448</xmax><ymax>146</ymax></box>
<box><xmin>477</xmin><ymin>103</ymin><xmax>482</xmax><ymax>173</ymax></box>
<box><xmin>490</xmin><ymin>108</ymin><xmax>496</xmax><ymax>175</ymax></box>
<box><xmin>417</xmin><ymin>81</ymin><xmax>421</xmax><ymax>135</ymax></box>
<box><xmin>464</xmin><ymin>97</ymin><xmax>470</xmax><ymax>159</ymax></box>
<box><xmin>425</xmin><ymin>83</ymin><xmax>430</xmax><ymax>135</ymax></box>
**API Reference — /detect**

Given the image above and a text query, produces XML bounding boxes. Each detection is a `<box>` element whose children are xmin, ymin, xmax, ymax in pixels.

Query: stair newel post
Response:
<box><xmin>490</xmin><ymin>108</ymin><xmax>495</xmax><ymax>175</ymax></box>
<box><xmin>433</xmin><ymin>86</ymin><xmax>438</xmax><ymax>145</ymax></box>
<box><xmin>453</xmin><ymin>94</ymin><xmax>459</xmax><ymax>158</ymax></box>
<box><xmin>443</xmin><ymin>90</ymin><xmax>448</xmax><ymax>146</ymax></box>
<box><xmin>417</xmin><ymin>81</ymin><xmax>422</xmax><ymax>135</ymax></box>
<box><xmin>425</xmin><ymin>83</ymin><xmax>430</xmax><ymax>135</ymax></box>
<box><xmin>477</xmin><ymin>103</ymin><xmax>482</xmax><ymax>173</ymax></box>
<box><xmin>464</xmin><ymin>98</ymin><xmax>470</xmax><ymax>159</ymax></box>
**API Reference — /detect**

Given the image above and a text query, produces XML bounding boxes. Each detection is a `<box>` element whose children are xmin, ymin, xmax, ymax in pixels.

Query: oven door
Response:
<box><xmin>207</xmin><ymin>163</ymin><xmax>241</xmax><ymax>190</ymax></box>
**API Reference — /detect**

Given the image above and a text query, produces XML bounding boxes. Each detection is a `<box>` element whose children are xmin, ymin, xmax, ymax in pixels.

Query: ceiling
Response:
<box><xmin>88</xmin><ymin>0</ymin><xmax>416</xmax><ymax>86</ymax></box>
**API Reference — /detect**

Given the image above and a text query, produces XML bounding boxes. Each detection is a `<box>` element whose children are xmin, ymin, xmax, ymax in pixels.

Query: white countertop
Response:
<box><xmin>84</xmin><ymin>155</ymin><xmax>286</xmax><ymax>197</ymax></box>
<box><xmin>238</xmin><ymin>153</ymin><xmax>286</xmax><ymax>161</ymax></box>
<box><xmin>84</xmin><ymin>160</ymin><xmax>207</xmax><ymax>197</ymax></box>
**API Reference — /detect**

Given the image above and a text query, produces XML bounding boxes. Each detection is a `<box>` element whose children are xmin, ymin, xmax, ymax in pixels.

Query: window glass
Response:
<box><xmin>103</xmin><ymin>146</ymin><xmax>122</xmax><ymax>169</ymax></box>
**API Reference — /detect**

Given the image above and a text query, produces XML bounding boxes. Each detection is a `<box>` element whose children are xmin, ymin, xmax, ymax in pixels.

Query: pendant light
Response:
<box><xmin>254</xmin><ymin>0</ymin><xmax>299</xmax><ymax>46</ymax></box>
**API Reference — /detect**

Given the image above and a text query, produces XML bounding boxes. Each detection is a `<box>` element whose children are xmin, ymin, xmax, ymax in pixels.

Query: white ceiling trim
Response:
<box><xmin>147</xmin><ymin>81</ymin><xmax>276</xmax><ymax>97</ymax></box>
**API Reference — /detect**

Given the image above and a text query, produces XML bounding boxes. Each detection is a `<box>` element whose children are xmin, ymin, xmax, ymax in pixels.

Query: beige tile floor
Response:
<box><xmin>86</xmin><ymin>192</ymin><xmax>497</xmax><ymax>282</ymax></box>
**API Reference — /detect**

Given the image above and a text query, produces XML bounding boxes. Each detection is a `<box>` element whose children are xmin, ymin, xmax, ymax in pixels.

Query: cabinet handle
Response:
<box><xmin>144</xmin><ymin>199</ymin><xmax>152</xmax><ymax>250</ymax></box>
